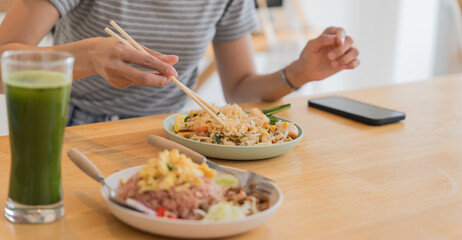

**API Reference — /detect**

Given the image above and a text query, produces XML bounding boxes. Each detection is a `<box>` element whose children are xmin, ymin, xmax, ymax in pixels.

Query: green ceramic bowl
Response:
<box><xmin>162</xmin><ymin>113</ymin><xmax>304</xmax><ymax>160</ymax></box>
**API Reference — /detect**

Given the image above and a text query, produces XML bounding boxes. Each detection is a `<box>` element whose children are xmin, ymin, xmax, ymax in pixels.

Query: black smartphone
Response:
<box><xmin>308</xmin><ymin>96</ymin><xmax>405</xmax><ymax>126</ymax></box>
<box><xmin>254</xmin><ymin>0</ymin><xmax>283</xmax><ymax>8</ymax></box>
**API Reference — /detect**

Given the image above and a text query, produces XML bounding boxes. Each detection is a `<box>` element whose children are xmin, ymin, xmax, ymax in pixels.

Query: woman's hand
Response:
<box><xmin>84</xmin><ymin>37</ymin><xmax>178</xmax><ymax>88</ymax></box>
<box><xmin>0</xmin><ymin>0</ymin><xmax>178</xmax><ymax>90</ymax></box>
<box><xmin>286</xmin><ymin>27</ymin><xmax>360</xmax><ymax>88</ymax></box>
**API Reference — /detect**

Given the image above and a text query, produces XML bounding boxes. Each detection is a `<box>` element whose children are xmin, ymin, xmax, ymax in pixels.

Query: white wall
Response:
<box><xmin>393</xmin><ymin>0</ymin><xmax>439</xmax><ymax>83</ymax></box>
<box><xmin>291</xmin><ymin>0</ymin><xmax>441</xmax><ymax>96</ymax></box>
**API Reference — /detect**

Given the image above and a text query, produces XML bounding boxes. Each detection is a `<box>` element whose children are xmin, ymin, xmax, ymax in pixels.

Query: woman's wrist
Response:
<box><xmin>54</xmin><ymin>38</ymin><xmax>99</xmax><ymax>80</ymax></box>
<box><xmin>284</xmin><ymin>60</ymin><xmax>306</xmax><ymax>89</ymax></box>
<box><xmin>279</xmin><ymin>68</ymin><xmax>299</xmax><ymax>91</ymax></box>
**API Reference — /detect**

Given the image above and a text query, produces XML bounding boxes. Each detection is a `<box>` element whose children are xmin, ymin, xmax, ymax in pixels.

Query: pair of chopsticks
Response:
<box><xmin>104</xmin><ymin>20</ymin><xmax>225</xmax><ymax>126</ymax></box>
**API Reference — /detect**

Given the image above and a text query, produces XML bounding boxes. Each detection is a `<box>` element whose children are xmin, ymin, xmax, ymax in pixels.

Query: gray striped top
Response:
<box><xmin>49</xmin><ymin>0</ymin><xmax>257</xmax><ymax>118</ymax></box>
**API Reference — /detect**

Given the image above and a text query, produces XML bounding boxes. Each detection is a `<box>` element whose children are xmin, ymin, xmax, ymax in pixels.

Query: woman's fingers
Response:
<box><xmin>119</xmin><ymin>45</ymin><xmax>178</xmax><ymax>78</ymax></box>
<box><xmin>308</xmin><ymin>34</ymin><xmax>336</xmax><ymax>51</ymax></box>
<box><xmin>114</xmin><ymin>60</ymin><xmax>171</xmax><ymax>86</ymax></box>
<box><xmin>344</xmin><ymin>59</ymin><xmax>360</xmax><ymax>69</ymax></box>
<box><xmin>309</xmin><ymin>27</ymin><xmax>349</xmax><ymax>52</ymax></box>
<box><xmin>331</xmin><ymin>47</ymin><xmax>359</xmax><ymax>68</ymax></box>
<box><xmin>143</xmin><ymin>46</ymin><xmax>179</xmax><ymax>65</ymax></box>
<box><xmin>104</xmin><ymin>75</ymin><xmax>134</xmax><ymax>88</ymax></box>
<box><xmin>327</xmin><ymin>36</ymin><xmax>353</xmax><ymax>61</ymax></box>
<box><xmin>105</xmin><ymin>68</ymin><xmax>170</xmax><ymax>88</ymax></box>
<box><xmin>95</xmin><ymin>38</ymin><xmax>177</xmax><ymax>88</ymax></box>
<box><xmin>323</xmin><ymin>27</ymin><xmax>346</xmax><ymax>46</ymax></box>
<box><xmin>160</xmin><ymin>55</ymin><xmax>179</xmax><ymax>65</ymax></box>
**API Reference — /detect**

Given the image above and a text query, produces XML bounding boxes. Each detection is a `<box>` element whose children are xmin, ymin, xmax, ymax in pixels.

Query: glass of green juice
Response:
<box><xmin>1</xmin><ymin>51</ymin><xmax>74</xmax><ymax>224</ymax></box>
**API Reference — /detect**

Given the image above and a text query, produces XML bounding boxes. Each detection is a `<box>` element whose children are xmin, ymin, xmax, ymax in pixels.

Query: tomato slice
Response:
<box><xmin>156</xmin><ymin>207</ymin><xmax>166</xmax><ymax>217</ymax></box>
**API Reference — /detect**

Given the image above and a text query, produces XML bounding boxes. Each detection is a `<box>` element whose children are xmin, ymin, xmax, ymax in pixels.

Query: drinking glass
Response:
<box><xmin>1</xmin><ymin>51</ymin><xmax>74</xmax><ymax>224</ymax></box>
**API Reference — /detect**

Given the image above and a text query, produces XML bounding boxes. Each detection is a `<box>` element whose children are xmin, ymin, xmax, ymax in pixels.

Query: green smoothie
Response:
<box><xmin>5</xmin><ymin>70</ymin><xmax>71</xmax><ymax>205</ymax></box>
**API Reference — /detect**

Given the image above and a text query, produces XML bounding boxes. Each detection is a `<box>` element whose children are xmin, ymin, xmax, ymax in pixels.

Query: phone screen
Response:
<box><xmin>308</xmin><ymin>96</ymin><xmax>405</xmax><ymax>125</ymax></box>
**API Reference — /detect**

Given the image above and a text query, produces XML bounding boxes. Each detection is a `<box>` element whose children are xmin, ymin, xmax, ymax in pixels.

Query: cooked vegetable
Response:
<box><xmin>156</xmin><ymin>207</ymin><xmax>166</xmax><ymax>217</ymax></box>
<box><xmin>202</xmin><ymin>200</ymin><xmax>259</xmax><ymax>221</ymax></box>
<box><xmin>215</xmin><ymin>174</ymin><xmax>239</xmax><ymax>188</ymax></box>
<box><xmin>166</xmin><ymin>163</ymin><xmax>173</xmax><ymax>171</ymax></box>
<box><xmin>174</xmin><ymin>114</ymin><xmax>187</xmax><ymax>132</ymax></box>
<box><xmin>262</xmin><ymin>103</ymin><xmax>291</xmax><ymax>116</ymax></box>
<box><xmin>267</xmin><ymin>115</ymin><xmax>277</xmax><ymax>125</ymax></box>
<box><xmin>185</xmin><ymin>113</ymin><xmax>199</xmax><ymax>122</ymax></box>
<box><xmin>261</xmin><ymin>104</ymin><xmax>291</xmax><ymax>125</ymax></box>
<box><xmin>174</xmin><ymin>104</ymin><xmax>297</xmax><ymax>146</ymax></box>
<box><xmin>215</xmin><ymin>133</ymin><xmax>224</xmax><ymax>144</ymax></box>
<box><xmin>229</xmin><ymin>135</ymin><xmax>244</xmax><ymax>141</ymax></box>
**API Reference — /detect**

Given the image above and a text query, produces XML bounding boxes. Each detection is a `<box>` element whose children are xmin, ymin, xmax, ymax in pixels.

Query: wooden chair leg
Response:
<box><xmin>256</xmin><ymin>0</ymin><xmax>277</xmax><ymax>49</ymax></box>
<box><xmin>290</xmin><ymin>0</ymin><xmax>311</xmax><ymax>33</ymax></box>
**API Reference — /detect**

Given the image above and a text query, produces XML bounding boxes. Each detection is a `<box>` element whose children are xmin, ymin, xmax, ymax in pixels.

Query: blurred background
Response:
<box><xmin>1</xmin><ymin>0</ymin><xmax>462</xmax><ymax>136</ymax></box>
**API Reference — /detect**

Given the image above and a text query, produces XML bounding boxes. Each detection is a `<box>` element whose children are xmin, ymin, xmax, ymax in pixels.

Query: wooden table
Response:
<box><xmin>1</xmin><ymin>73</ymin><xmax>462</xmax><ymax>239</ymax></box>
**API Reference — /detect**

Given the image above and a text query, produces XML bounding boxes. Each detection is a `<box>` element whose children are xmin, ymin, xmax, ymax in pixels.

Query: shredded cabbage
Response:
<box><xmin>202</xmin><ymin>200</ymin><xmax>259</xmax><ymax>221</ymax></box>
<box><xmin>214</xmin><ymin>174</ymin><xmax>239</xmax><ymax>188</ymax></box>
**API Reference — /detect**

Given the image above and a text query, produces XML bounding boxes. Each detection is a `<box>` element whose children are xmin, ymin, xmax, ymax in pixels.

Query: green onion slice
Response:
<box><xmin>167</xmin><ymin>163</ymin><xmax>173</xmax><ymax>171</ymax></box>
<box><xmin>262</xmin><ymin>103</ymin><xmax>291</xmax><ymax>116</ymax></box>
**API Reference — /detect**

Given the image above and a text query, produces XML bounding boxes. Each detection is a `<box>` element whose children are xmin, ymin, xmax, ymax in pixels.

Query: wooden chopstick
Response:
<box><xmin>167</xmin><ymin>76</ymin><xmax>220</xmax><ymax>113</ymax></box>
<box><xmin>109</xmin><ymin>21</ymin><xmax>220</xmax><ymax>114</ymax></box>
<box><xmin>104</xmin><ymin>28</ymin><xmax>136</xmax><ymax>50</ymax></box>
<box><xmin>109</xmin><ymin>20</ymin><xmax>219</xmax><ymax>113</ymax></box>
<box><xmin>167</xmin><ymin>76</ymin><xmax>224</xmax><ymax>124</ymax></box>
<box><xmin>110</xmin><ymin>20</ymin><xmax>148</xmax><ymax>54</ymax></box>
<box><xmin>105</xmin><ymin>20</ymin><xmax>225</xmax><ymax>125</ymax></box>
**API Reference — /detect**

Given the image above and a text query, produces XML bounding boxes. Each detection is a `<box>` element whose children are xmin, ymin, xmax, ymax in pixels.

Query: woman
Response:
<box><xmin>0</xmin><ymin>0</ymin><xmax>359</xmax><ymax>125</ymax></box>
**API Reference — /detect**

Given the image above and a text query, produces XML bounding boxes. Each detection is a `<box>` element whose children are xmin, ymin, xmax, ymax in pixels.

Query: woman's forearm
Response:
<box><xmin>0</xmin><ymin>37</ymin><xmax>179</xmax><ymax>94</ymax></box>
<box><xmin>0</xmin><ymin>39</ymin><xmax>98</xmax><ymax>82</ymax></box>
<box><xmin>227</xmin><ymin>72</ymin><xmax>290</xmax><ymax>103</ymax></box>
<box><xmin>53</xmin><ymin>38</ymin><xmax>100</xmax><ymax>80</ymax></box>
<box><xmin>0</xmin><ymin>40</ymin><xmax>97</xmax><ymax>94</ymax></box>
<box><xmin>213</xmin><ymin>36</ymin><xmax>306</xmax><ymax>104</ymax></box>
<box><xmin>225</xmin><ymin>61</ymin><xmax>304</xmax><ymax>103</ymax></box>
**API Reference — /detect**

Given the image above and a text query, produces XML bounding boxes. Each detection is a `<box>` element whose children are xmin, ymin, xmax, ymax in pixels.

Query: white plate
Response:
<box><xmin>101</xmin><ymin>166</ymin><xmax>283</xmax><ymax>239</ymax></box>
<box><xmin>162</xmin><ymin>113</ymin><xmax>304</xmax><ymax>160</ymax></box>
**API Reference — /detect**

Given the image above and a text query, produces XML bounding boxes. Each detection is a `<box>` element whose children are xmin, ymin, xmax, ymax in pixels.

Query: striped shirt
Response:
<box><xmin>49</xmin><ymin>0</ymin><xmax>257</xmax><ymax>125</ymax></box>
